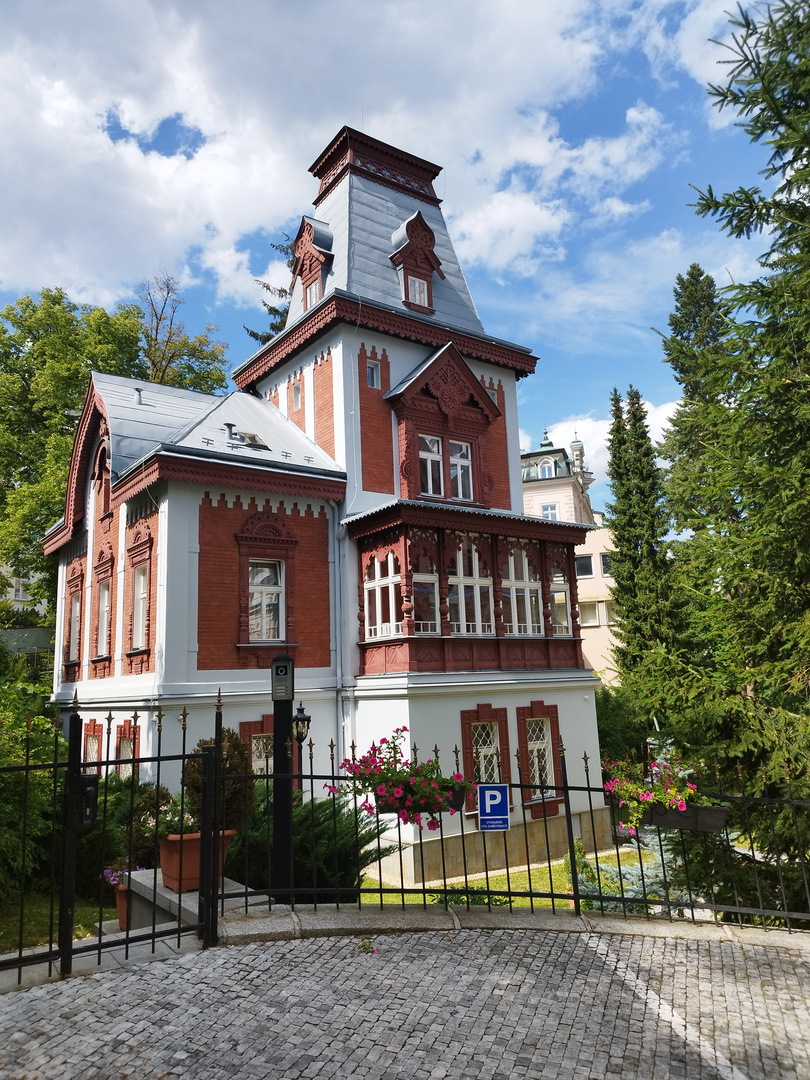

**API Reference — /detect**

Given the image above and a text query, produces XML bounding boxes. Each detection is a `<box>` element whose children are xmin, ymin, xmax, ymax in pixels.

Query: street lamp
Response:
<box><xmin>292</xmin><ymin>702</ymin><xmax>311</xmax><ymax>785</ymax></box>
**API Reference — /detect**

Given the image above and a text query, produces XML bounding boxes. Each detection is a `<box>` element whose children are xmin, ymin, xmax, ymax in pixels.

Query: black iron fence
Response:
<box><xmin>2</xmin><ymin>698</ymin><xmax>809</xmax><ymax>987</ymax></box>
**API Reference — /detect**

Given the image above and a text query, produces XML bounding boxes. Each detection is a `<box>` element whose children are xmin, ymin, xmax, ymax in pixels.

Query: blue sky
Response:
<box><xmin>0</xmin><ymin>0</ymin><xmax>769</xmax><ymax>508</ymax></box>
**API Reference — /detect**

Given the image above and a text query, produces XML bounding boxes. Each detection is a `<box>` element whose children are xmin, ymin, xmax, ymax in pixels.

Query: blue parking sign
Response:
<box><xmin>478</xmin><ymin>784</ymin><xmax>510</xmax><ymax>830</ymax></box>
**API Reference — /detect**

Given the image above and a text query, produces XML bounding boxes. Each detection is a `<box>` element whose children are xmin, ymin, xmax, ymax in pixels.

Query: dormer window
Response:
<box><xmin>408</xmin><ymin>276</ymin><xmax>428</xmax><ymax>308</ymax></box>
<box><xmin>305</xmin><ymin>280</ymin><xmax>319</xmax><ymax>310</ymax></box>
<box><xmin>390</xmin><ymin>211</ymin><xmax>445</xmax><ymax>315</ymax></box>
<box><xmin>540</xmin><ymin>458</ymin><xmax>554</xmax><ymax>479</ymax></box>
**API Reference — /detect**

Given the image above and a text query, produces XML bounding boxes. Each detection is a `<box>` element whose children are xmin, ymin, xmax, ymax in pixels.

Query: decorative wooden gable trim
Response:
<box><xmin>389</xmin><ymin>343</ymin><xmax>501</xmax><ymax>421</ymax></box>
<box><xmin>292</xmin><ymin>217</ymin><xmax>333</xmax><ymax>310</ymax></box>
<box><xmin>389</xmin><ymin>343</ymin><xmax>502</xmax><ymax>505</ymax></box>
<box><xmin>43</xmin><ymin>384</ymin><xmax>110</xmax><ymax>555</ymax></box>
<box><xmin>390</xmin><ymin>212</ymin><xmax>445</xmax><ymax>315</ymax></box>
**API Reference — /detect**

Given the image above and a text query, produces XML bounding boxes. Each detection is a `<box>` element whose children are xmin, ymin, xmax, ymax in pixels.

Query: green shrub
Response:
<box><xmin>182</xmin><ymin>728</ymin><xmax>251</xmax><ymax>833</ymax></box>
<box><xmin>226</xmin><ymin>782</ymin><xmax>394</xmax><ymax>903</ymax></box>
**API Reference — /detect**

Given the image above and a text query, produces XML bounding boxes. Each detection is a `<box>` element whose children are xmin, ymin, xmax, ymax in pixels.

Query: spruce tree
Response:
<box><xmin>605</xmin><ymin>387</ymin><xmax>678</xmax><ymax>720</ymax></box>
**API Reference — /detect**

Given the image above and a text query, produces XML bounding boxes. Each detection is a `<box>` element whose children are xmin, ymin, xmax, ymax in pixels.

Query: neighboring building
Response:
<box><xmin>522</xmin><ymin>436</ymin><xmax>618</xmax><ymax>681</ymax></box>
<box><xmin>44</xmin><ymin>128</ymin><xmax>605</xmax><ymax>879</ymax></box>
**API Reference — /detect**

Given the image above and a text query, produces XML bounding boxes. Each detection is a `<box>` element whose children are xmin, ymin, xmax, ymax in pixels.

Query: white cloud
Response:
<box><xmin>543</xmin><ymin>397</ymin><xmax>679</xmax><ymax>492</ymax></box>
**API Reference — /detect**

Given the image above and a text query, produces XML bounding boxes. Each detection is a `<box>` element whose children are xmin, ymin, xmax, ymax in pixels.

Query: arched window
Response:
<box><xmin>364</xmin><ymin>553</ymin><xmax>403</xmax><ymax>639</ymax></box>
<box><xmin>539</xmin><ymin>458</ymin><xmax>554</xmax><ymax>479</ymax></box>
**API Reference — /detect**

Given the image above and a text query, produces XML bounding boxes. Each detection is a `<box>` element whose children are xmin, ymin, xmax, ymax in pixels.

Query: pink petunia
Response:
<box><xmin>452</xmin><ymin>772</ymin><xmax>463</xmax><ymax>782</ymax></box>
<box><xmin>427</xmin><ymin>819</ymin><xmax>439</xmax><ymax>831</ymax></box>
<box><xmin>392</xmin><ymin>786</ymin><xmax>404</xmax><ymax>798</ymax></box>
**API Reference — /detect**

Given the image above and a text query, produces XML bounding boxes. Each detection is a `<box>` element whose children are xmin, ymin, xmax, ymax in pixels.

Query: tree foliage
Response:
<box><xmin>605</xmin><ymin>387</ymin><xmax>681</xmax><ymax>720</ymax></box>
<box><xmin>651</xmin><ymin>1</ymin><xmax>810</xmax><ymax>784</ymax></box>
<box><xmin>243</xmin><ymin>240</ymin><xmax>294</xmax><ymax>345</ymax></box>
<box><xmin>0</xmin><ymin>280</ymin><xmax>228</xmax><ymax>612</ymax></box>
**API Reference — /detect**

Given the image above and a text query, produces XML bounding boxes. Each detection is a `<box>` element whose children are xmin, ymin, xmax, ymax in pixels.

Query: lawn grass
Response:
<box><xmin>359</xmin><ymin>861</ymin><xmax>573</xmax><ymax>908</ymax></box>
<box><xmin>0</xmin><ymin>895</ymin><xmax>116</xmax><ymax>952</ymax></box>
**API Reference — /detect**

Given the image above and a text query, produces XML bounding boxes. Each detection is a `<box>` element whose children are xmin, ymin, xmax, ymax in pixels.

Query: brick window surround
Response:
<box><xmin>460</xmin><ymin>703</ymin><xmax>512</xmax><ymax>814</ymax></box>
<box><xmin>239</xmin><ymin>714</ymin><xmax>303</xmax><ymax>789</ymax></box>
<box><xmin>125</xmin><ymin>520</ymin><xmax>153</xmax><ymax>674</ymax></box>
<box><xmin>63</xmin><ymin>559</ymin><xmax>84</xmax><ymax>683</ymax></box>
<box><xmin>115</xmin><ymin>716</ymin><xmax>141</xmax><ymax>778</ymax></box>
<box><xmin>91</xmin><ymin>541</ymin><xmax>115</xmax><ymax>678</ymax></box>
<box><xmin>236</xmin><ymin>513</ymin><xmax>298</xmax><ymax>668</ymax></box>
<box><xmin>83</xmin><ymin>718</ymin><xmax>104</xmax><ymax>774</ymax></box>
<box><xmin>516</xmin><ymin>700</ymin><xmax>562</xmax><ymax>819</ymax></box>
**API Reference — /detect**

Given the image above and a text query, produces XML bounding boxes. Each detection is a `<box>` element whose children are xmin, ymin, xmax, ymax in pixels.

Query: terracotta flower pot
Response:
<box><xmin>114</xmin><ymin>884</ymin><xmax>131</xmax><ymax>931</ymax></box>
<box><xmin>158</xmin><ymin>830</ymin><xmax>237</xmax><ymax>893</ymax></box>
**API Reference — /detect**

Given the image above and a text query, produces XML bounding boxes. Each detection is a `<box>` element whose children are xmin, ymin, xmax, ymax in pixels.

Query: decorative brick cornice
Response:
<box><xmin>345</xmin><ymin>502</ymin><xmax>589</xmax><ymax>545</ymax></box>
<box><xmin>310</xmin><ymin>127</ymin><xmax>442</xmax><ymax>208</ymax></box>
<box><xmin>109</xmin><ymin>454</ymin><xmax>346</xmax><ymax>508</ymax></box>
<box><xmin>235</xmin><ymin>294</ymin><xmax>537</xmax><ymax>391</ymax></box>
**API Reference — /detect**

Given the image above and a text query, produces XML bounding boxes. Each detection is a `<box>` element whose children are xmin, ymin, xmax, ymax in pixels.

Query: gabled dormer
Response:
<box><xmin>386</xmin><ymin>343</ymin><xmax>503</xmax><ymax>508</ymax></box>
<box><xmin>291</xmin><ymin>216</ymin><xmax>334</xmax><ymax>313</ymax></box>
<box><xmin>389</xmin><ymin>211</ymin><xmax>445</xmax><ymax>315</ymax></box>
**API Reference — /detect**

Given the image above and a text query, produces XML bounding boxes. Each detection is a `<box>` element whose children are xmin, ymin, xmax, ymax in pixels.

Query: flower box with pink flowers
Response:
<box><xmin>333</xmin><ymin>726</ymin><xmax>475</xmax><ymax>832</ymax></box>
<box><xmin>603</xmin><ymin>743</ymin><xmax>728</xmax><ymax>836</ymax></box>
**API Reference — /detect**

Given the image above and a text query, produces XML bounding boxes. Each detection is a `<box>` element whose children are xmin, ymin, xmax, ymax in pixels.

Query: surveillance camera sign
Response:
<box><xmin>477</xmin><ymin>784</ymin><xmax>510</xmax><ymax>831</ymax></box>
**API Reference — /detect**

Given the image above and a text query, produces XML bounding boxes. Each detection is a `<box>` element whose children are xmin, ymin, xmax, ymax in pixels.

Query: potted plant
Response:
<box><xmin>603</xmin><ymin>746</ymin><xmax>728</xmax><ymax>835</ymax></box>
<box><xmin>144</xmin><ymin>729</ymin><xmax>250</xmax><ymax>893</ymax></box>
<box><xmin>333</xmin><ymin>726</ymin><xmax>475</xmax><ymax>831</ymax></box>
<box><xmin>101</xmin><ymin>856</ymin><xmax>145</xmax><ymax>930</ymax></box>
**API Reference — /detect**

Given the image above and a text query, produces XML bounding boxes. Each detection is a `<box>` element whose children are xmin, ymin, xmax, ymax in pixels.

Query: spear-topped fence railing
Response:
<box><xmin>1</xmin><ymin>697</ymin><xmax>809</xmax><ymax>988</ymax></box>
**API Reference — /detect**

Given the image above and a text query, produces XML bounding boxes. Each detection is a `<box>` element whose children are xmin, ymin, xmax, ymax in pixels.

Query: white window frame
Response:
<box><xmin>578</xmin><ymin>600</ymin><xmax>599</xmax><ymax>627</ymax></box>
<box><xmin>448</xmin><ymin>538</ymin><xmax>494</xmax><ymax>636</ymax></box>
<box><xmin>575</xmin><ymin>555</ymin><xmax>593</xmax><ymax>578</ymax></box>
<box><xmin>449</xmin><ymin>440</ymin><xmax>473</xmax><ymax>501</ymax></box>
<box><xmin>68</xmin><ymin>592</ymin><xmax>81</xmax><ymax>662</ymax></box>
<box><xmin>605</xmin><ymin>600</ymin><xmax>617</xmax><ymax>625</ymax></box>
<box><xmin>550</xmin><ymin>568</ymin><xmax>571</xmax><ymax>637</ymax></box>
<box><xmin>118</xmin><ymin>735</ymin><xmax>134</xmax><ymax>779</ymax></box>
<box><xmin>305</xmin><ymin>280</ymin><xmax>319</xmax><ymax>310</ymax></box>
<box><xmin>367</xmin><ymin>359</ymin><xmax>381</xmax><ymax>389</ymax></box>
<box><xmin>408</xmin><ymin>275</ymin><xmax>428</xmax><ymax>307</ymax></box>
<box><xmin>364</xmin><ymin>552</ymin><xmax>403</xmax><ymax>639</ymax></box>
<box><xmin>419</xmin><ymin>435</ymin><xmax>443</xmax><ymax>497</ymax></box>
<box><xmin>293</xmin><ymin>382</ymin><xmax>301</xmax><ymax>411</ymax></box>
<box><xmin>541</xmin><ymin>504</ymin><xmax>558</xmax><ymax>521</ymax></box>
<box><xmin>412</xmin><ymin>571</ymin><xmax>439</xmax><ymax>634</ymax></box>
<box><xmin>539</xmin><ymin>458</ymin><xmax>554</xmax><ymax>479</ymax></box>
<box><xmin>525</xmin><ymin>715</ymin><xmax>554</xmax><ymax>799</ymax></box>
<box><xmin>501</xmin><ymin>549</ymin><xmax>543</xmax><ymax>635</ymax></box>
<box><xmin>600</xmin><ymin>552</ymin><xmax>613</xmax><ymax>577</ymax></box>
<box><xmin>132</xmin><ymin>564</ymin><xmax>148</xmax><ymax>650</ymax></box>
<box><xmin>472</xmin><ymin>721</ymin><xmax>501</xmax><ymax>784</ymax></box>
<box><xmin>97</xmin><ymin>580</ymin><xmax>110</xmax><ymax>656</ymax></box>
<box><xmin>248</xmin><ymin>560</ymin><xmax>284</xmax><ymax>642</ymax></box>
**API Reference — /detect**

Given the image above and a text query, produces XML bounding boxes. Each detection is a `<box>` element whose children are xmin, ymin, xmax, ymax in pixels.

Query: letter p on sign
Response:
<box><xmin>478</xmin><ymin>784</ymin><xmax>510</xmax><ymax>831</ymax></box>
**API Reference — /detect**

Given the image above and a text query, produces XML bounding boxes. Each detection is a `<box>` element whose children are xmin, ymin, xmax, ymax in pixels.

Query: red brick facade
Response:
<box><xmin>313</xmin><ymin>349</ymin><xmax>335</xmax><ymax>458</ymax></box>
<box><xmin>197</xmin><ymin>494</ymin><xmax>331</xmax><ymax>670</ymax></box>
<box><xmin>287</xmin><ymin>371</ymin><xmax>305</xmax><ymax>432</ymax></box>
<box><xmin>358</xmin><ymin>344</ymin><xmax>395</xmax><ymax>495</ymax></box>
<box><xmin>480</xmin><ymin>377</ymin><xmax>511</xmax><ymax>511</ymax></box>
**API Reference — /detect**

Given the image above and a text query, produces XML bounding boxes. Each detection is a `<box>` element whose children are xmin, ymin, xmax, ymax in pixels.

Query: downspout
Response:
<box><xmin>329</xmin><ymin>501</ymin><xmax>348</xmax><ymax>760</ymax></box>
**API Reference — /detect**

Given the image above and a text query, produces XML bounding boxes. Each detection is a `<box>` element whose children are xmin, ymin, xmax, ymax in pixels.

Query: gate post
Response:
<box><xmin>198</xmin><ymin>744</ymin><xmax>217</xmax><ymax>946</ymax></box>
<box><xmin>58</xmin><ymin>698</ymin><xmax>82</xmax><ymax>976</ymax></box>
<box><xmin>559</xmin><ymin>742</ymin><xmax>582</xmax><ymax>917</ymax></box>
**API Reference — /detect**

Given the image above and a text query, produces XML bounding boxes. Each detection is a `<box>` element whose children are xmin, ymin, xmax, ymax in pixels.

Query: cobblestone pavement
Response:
<box><xmin>1</xmin><ymin>928</ymin><xmax>809</xmax><ymax>1080</ymax></box>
